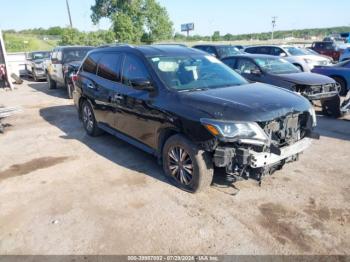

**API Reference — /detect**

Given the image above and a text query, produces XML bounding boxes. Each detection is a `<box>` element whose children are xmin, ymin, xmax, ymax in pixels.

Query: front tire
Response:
<box><xmin>33</xmin><ymin>69</ymin><xmax>38</xmax><ymax>82</ymax></box>
<box><xmin>162</xmin><ymin>134</ymin><xmax>214</xmax><ymax>193</ymax></box>
<box><xmin>81</xmin><ymin>101</ymin><xmax>103</xmax><ymax>136</ymax></box>
<box><xmin>321</xmin><ymin>95</ymin><xmax>341</xmax><ymax>118</ymax></box>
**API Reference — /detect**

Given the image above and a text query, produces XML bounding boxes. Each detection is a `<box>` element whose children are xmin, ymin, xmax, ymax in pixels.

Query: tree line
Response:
<box><xmin>3</xmin><ymin>0</ymin><xmax>350</xmax><ymax>50</ymax></box>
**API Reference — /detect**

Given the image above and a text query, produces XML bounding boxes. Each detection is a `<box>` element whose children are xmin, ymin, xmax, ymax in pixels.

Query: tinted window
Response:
<box><xmin>216</xmin><ymin>46</ymin><xmax>241</xmax><ymax>58</ymax></box>
<box><xmin>271</xmin><ymin>47</ymin><xmax>287</xmax><ymax>56</ymax></box>
<box><xmin>257</xmin><ymin>46</ymin><xmax>271</xmax><ymax>55</ymax></box>
<box><xmin>222</xmin><ymin>58</ymin><xmax>237</xmax><ymax>69</ymax></box>
<box><xmin>236</xmin><ymin>59</ymin><xmax>259</xmax><ymax>74</ymax></box>
<box><xmin>82</xmin><ymin>53</ymin><xmax>101</xmax><ymax>74</ymax></box>
<box><xmin>245</xmin><ymin>47</ymin><xmax>257</xmax><ymax>54</ymax></box>
<box><xmin>63</xmin><ymin>48</ymin><xmax>93</xmax><ymax>63</ymax></box>
<box><xmin>199</xmin><ymin>46</ymin><xmax>217</xmax><ymax>56</ymax></box>
<box><xmin>122</xmin><ymin>55</ymin><xmax>150</xmax><ymax>87</ymax></box>
<box><xmin>97</xmin><ymin>53</ymin><xmax>122</xmax><ymax>82</ymax></box>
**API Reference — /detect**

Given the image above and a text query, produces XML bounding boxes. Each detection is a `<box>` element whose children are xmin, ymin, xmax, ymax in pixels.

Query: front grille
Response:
<box><xmin>259</xmin><ymin>113</ymin><xmax>308</xmax><ymax>147</ymax></box>
<box><xmin>296</xmin><ymin>83</ymin><xmax>338</xmax><ymax>96</ymax></box>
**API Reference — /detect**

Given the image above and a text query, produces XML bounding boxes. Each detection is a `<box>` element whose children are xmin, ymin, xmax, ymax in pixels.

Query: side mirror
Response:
<box><xmin>280</xmin><ymin>53</ymin><xmax>287</xmax><ymax>57</ymax></box>
<box><xmin>130</xmin><ymin>78</ymin><xmax>154</xmax><ymax>91</ymax></box>
<box><xmin>250</xmin><ymin>69</ymin><xmax>262</xmax><ymax>76</ymax></box>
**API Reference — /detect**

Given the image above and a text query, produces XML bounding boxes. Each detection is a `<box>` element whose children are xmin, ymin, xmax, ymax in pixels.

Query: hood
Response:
<box><xmin>180</xmin><ymin>83</ymin><xmax>312</xmax><ymax>122</ymax></box>
<box><xmin>298</xmin><ymin>54</ymin><xmax>329</xmax><ymax>62</ymax></box>
<box><xmin>273</xmin><ymin>72</ymin><xmax>335</xmax><ymax>85</ymax></box>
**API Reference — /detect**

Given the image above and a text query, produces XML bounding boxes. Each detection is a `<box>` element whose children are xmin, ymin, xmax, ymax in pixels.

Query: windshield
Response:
<box><xmin>217</xmin><ymin>46</ymin><xmax>241</xmax><ymax>58</ymax></box>
<box><xmin>63</xmin><ymin>48</ymin><xmax>93</xmax><ymax>63</ymax></box>
<box><xmin>148</xmin><ymin>55</ymin><xmax>247</xmax><ymax>91</ymax></box>
<box><xmin>284</xmin><ymin>47</ymin><xmax>308</xmax><ymax>56</ymax></box>
<box><xmin>254</xmin><ymin>57</ymin><xmax>300</xmax><ymax>74</ymax></box>
<box><xmin>32</xmin><ymin>52</ymin><xmax>50</xmax><ymax>60</ymax></box>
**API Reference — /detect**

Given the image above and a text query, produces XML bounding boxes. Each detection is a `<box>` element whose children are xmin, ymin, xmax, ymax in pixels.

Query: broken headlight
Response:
<box><xmin>201</xmin><ymin>118</ymin><xmax>269</xmax><ymax>146</ymax></box>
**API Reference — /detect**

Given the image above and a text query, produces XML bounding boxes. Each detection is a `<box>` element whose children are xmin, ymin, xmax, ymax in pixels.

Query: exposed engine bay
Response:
<box><xmin>207</xmin><ymin>112</ymin><xmax>319</xmax><ymax>185</ymax></box>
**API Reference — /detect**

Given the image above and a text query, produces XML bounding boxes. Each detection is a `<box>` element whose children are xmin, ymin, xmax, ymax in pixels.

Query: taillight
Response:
<box><xmin>71</xmin><ymin>74</ymin><xmax>78</xmax><ymax>82</ymax></box>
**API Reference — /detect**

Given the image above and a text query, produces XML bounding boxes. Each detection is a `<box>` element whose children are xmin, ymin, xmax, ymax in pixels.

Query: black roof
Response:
<box><xmin>92</xmin><ymin>44</ymin><xmax>202</xmax><ymax>57</ymax></box>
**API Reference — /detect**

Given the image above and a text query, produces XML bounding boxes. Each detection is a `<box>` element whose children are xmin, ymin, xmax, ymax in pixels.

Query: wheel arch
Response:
<box><xmin>157</xmin><ymin>127</ymin><xmax>181</xmax><ymax>162</ymax></box>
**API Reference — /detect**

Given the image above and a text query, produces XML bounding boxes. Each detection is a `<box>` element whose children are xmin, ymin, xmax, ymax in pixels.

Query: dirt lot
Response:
<box><xmin>0</xmin><ymin>80</ymin><xmax>349</xmax><ymax>255</ymax></box>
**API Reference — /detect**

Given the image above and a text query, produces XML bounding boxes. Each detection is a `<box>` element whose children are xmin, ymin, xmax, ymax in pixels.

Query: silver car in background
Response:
<box><xmin>244</xmin><ymin>45</ymin><xmax>332</xmax><ymax>72</ymax></box>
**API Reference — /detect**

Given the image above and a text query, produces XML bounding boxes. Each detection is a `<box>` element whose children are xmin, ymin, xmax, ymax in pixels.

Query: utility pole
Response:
<box><xmin>66</xmin><ymin>0</ymin><xmax>73</xmax><ymax>28</ymax></box>
<box><xmin>271</xmin><ymin>16</ymin><xmax>277</xmax><ymax>40</ymax></box>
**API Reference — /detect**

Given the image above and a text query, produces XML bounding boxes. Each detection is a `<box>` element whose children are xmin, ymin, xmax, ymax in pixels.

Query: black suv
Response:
<box><xmin>46</xmin><ymin>46</ymin><xmax>93</xmax><ymax>98</ymax></box>
<box><xmin>192</xmin><ymin>45</ymin><xmax>241</xmax><ymax>59</ymax></box>
<box><xmin>74</xmin><ymin>45</ymin><xmax>318</xmax><ymax>193</ymax></box>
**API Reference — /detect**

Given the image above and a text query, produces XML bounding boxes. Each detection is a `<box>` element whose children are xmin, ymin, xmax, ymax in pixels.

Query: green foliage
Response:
<box><xmin>59</xmin><ymin>28</ymin><xmax>116</xmax><ymax>46</ymax></box>
<box><xmin>212</xmin><ymin>31</ymin><xmax>221</xmax><ymax>41</ymax></box>
<box><xmin>91</xmin><ymin>0</ymin><xmax>173</xmax><ymax>43</ymax></box>
<box><xmin>3</xmin><ymin>33</ymin><xmax>58</xmax><ymax>52</ymax></box>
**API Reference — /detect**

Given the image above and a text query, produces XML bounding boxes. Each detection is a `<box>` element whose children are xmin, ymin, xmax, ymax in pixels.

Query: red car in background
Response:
<box><xmin>310</xmin><ymin>41</ymin><xmax>344</xmax><ymax>61</ymax></box>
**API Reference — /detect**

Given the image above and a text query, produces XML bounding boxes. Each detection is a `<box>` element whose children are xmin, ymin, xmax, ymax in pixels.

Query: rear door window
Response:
<box><xmin>257</xmin><ymin>46</ymin><xmax>271</xmax><ymax>55</ymax></box>
<box><xmin>82</xmin><ymin>53</ymin><xmax>101</xmax><ymax>74</ymax></box>
<box><xmin>222</xmin><ymin>58</ymin><xmax>237</xmax><ymax>69</ymax></box>
<box><xmin>97</xmin><ymin>53</ymin><xmax>122</xmax><ymax>82</ymax></box>
<box><xmin>245</xmin><ymin>47</ymin><xmax>257</xmax><ymax>54</ymax></box>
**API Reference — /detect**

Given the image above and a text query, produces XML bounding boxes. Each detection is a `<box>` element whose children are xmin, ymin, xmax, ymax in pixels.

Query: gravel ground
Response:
<box><xmin>0</xmin><ymin>80</ymin><xmax>349</xmax><ymax>255</ymax></box>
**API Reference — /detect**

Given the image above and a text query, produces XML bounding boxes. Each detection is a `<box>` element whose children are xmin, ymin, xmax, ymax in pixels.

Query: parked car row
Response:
<box><xmin>23</xmin><ymin>43</ymin><xmax>349</xmax><ymax>193</ymax></box>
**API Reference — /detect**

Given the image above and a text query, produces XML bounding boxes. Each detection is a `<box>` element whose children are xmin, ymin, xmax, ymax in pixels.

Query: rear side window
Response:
<box><xmin>97</xmin><ymin>53</ymin><xmax>122</xmax><ymax>82</ymax></box>
<box><xmin>82</xmin><ymin>53</ymin><xmax>101</xmax><ymax>74</ymax></box>
<box><xmin>257</xmin><ymin>46</ymin><xmax>271</xmax><ymax>55</ymax></box>
<box><xmin>222</xmin><ymin>58</ymin><xmax>237</xmax><ymax>69</ymax></box>
<box><xmin>245</xmin><ymin>47</ymin><xmax>257</xmax><ymax>54</ymax></box>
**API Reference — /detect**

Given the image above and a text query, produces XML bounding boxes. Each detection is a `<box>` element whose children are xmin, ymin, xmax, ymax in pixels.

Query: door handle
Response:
<box><xmin>110</xmin><ymin>94</ymin><xmax>123</xmax><ymax>103</ymax></box>
<box><xmin>87</xmin><ymin>83</ymin><xmax>95</xmax><ymax>89</ymax></box>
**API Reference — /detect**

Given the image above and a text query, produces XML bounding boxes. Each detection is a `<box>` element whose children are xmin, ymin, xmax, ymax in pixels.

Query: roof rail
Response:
<box><xmin>97</xmin><ymin>43</ymin><xmax>134</xmax><ymax>48</ymax></box>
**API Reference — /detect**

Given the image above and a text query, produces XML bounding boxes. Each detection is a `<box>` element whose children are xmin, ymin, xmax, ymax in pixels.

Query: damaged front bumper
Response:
<box><xmin>305</xmin><ymin>91</ymin><xmax>338</xmax><ymax>100</ymax></box>
<box><xmin>249</xmin><ymin>138</ymin><xmax>312</xmax><ymax>168</ymax></box>
<box><xmin>213</xmin><ymin>137</ymin><xmax>313</xmax><ymax>170</ymax></box>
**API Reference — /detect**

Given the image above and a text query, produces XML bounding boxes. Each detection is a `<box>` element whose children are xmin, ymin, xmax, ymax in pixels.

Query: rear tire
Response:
<box><xmin>81</xmin><ymin>100</ymin><xmax>103</xmax><ymax>137</ymax></box>
<box><xmin>321</xmin><ymin>95</ymin><xmax>341</xmax><ymax>118</ymax></box>
<box><xmin>332</xmin><ymin>77</ymin><xmax>348</xmax><ymax>97</ymax></box>
<box><xmin>47</xmin><ymin>73</ymin><xmax>57</xmax><ymax>89</ymax></box>
<box><xmin>162</xmin><ymin>134</ymin><xmax>213</xmax><ymax>193</ymax></box>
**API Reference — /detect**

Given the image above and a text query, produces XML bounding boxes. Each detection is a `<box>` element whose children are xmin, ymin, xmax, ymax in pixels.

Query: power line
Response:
<box><xmin>271</xmin><ymin>16</ymin><xmax>277</xmax><ymax>40</ymax></box>
<box><xmin>66</xmin><ymin>0</ymin><xmax>73</xmax><ymax>28</ymax></box>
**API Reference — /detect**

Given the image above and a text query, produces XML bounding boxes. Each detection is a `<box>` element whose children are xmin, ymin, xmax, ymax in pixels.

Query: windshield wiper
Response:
<box><xmin>179</xmin><ymin>87</ymin><xmax>209</xmax><ymax>92</ymax></box>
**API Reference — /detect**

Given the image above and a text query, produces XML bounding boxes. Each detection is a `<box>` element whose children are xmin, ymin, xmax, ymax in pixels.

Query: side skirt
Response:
<box><xmin>97</xmin><ymin>123</ymin><xmax>158</xmax><ymax>156</ymax></box>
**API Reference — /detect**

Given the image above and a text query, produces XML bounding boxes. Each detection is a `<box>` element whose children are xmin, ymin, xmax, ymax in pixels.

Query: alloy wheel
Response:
<box><xmin>168</xmin><ymin>146</ymin><xmax>194</xmax><ymax>185</ymax></box>
<box><xmin>82</xmin><ymin>104</ymin><xmax>94</xmax><ymax>132</ymax></box>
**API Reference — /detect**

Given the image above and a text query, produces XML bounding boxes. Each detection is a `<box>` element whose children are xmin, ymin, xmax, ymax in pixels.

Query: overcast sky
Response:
<box><xmin>0</xmin><ymin>0</ymin><xmax>349</xmax><ymax>35</ymax></box>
